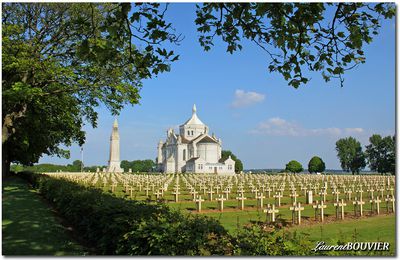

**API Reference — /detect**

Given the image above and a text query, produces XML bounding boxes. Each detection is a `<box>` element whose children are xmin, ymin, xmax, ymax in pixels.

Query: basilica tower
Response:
<box><xmin>107</xmin><ymin>118</ymin><xmax>123</xmax><ymax>173</ymax></box>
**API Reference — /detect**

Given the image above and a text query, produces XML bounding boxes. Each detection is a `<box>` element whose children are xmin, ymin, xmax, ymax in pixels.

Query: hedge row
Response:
<box><xmin>17</xmin><ymin>171</ymin><xmax>315</xmax><ymax>256</ymax></box>
<box><xmin>18</xmin><ymin>171</ymin><xmax>232</xmax><ymax>255</ymax></box>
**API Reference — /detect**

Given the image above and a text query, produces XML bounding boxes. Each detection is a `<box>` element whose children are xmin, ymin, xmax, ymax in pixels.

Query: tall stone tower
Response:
<box><xmin>107</xmin><ymin>118</ymin><xmax>123</xmax><ymax>173</ymax></box>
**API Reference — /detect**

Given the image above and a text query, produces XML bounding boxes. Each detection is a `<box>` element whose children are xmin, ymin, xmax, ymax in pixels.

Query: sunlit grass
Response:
<box><xmin>2</xmin><ymin>176</ymin><xmax>87</xmax><ymax>256</ymax></box>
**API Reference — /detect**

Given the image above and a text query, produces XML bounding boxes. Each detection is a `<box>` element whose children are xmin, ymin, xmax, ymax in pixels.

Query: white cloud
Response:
<box><xmin>231</xmin><ymin>89</ymin><xmax>265</xmax><ymax>108</ymax></box>
<box><xmin>250</xmin><ymin>117</ymin><xmax>364</xmax><ymax>137</ymax></box>
<box><xmin>344</xmin><ymin>128</ymin><xmax>364</xmax><ymax>134</ymax></box>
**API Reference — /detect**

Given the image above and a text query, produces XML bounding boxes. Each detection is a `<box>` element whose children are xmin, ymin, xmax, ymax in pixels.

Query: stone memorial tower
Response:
<box><xmin>107</xmin><ymin>118</ymin><xmax>123</xmax><ymax>173</ymax></box>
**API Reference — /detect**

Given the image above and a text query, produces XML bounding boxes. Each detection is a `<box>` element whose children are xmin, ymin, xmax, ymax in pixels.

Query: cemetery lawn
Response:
<box><xmin>2</xmin><ymin>176</ymin><xmax>87</xmax><ymax>256</ymax></box>
<box><xmin>289</xmin><ymin>214</ymin><xmax>396</xmax><ymax>255</ymax></box>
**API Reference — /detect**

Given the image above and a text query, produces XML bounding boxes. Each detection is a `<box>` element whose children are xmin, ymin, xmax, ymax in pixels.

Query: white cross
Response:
<box><xmin>333</xmin><ymin>199</ymin><xmax>347</xmax><ymax>220</ymax></box>
<box><xmin>332</xmin><ymin>190</ymin><xmax>341</xmax><ymax>202</ymax></box>
<box><xmin>215</xmin><ymin>194</ymin><xmax>226</xmax><ymax>211</ymax></box>
<box><xmin>370</xmin><ymin>196</ymin><xmax>381</xmax><ymax>215</ymax></box>
<box><xmin>251</xmin><ymin>188</ymin><xmax>259</xmax><ymax>198</ymax></box>
<box><xmin>236</xmin><ymin>194</ymin><xmax>247</xmax><ymax>210</ymax></box>
<box><xmin>223</xmin><ymin>189</ymin><xmax>230</xmax><ymax>200</ymax></box>
<box><xmin>317</xmin><ymin>201</ymin><xmax>327</xmax><ymax>222</ymax></box>
<box><xmin>255</xmin><ymin>192</ymin><xmax>265</xmax><ymax>209</ymax></box>
<box><xmin>290</xmin><ymin>191</ymin><xmax>299</xmax><ymax>204</ymax></box>
<box><xmin>367</xmin><ymin>187</ymin><xmax>374</xmax><ymax>199</ymax></box>
<box><xmin>345</xmin><ymin>189</ymin><xmax>352</xmax><ymax>201</ymax></box>
<box><xmin>144</xmin><ymin>186</ymin><xmax>150</xmax><ymax>197</ymax></box>
<box><xmin>128</xmin><ymin>186</ymin><xmax>134</xmax><ymax>199</ymax></box>
<box><xmin>274</xmin><ymin>192</ymin><xmax>283</xmax><ymax>207</ymax></box>
<box><xmin>266</xmin><ymin>187</ymin><xmax>272</xmax><ymax>198</ymax></box>
<box><xmin>353</xmin><ymin>197</ymin><xmax>365</xmax><ymax>216</ymax></box>
<box><xmin>385</xmin><ymin>195</ymin><xmax>395</xmax><ymax>213</ymax></box>
<box><xmin>319</xmin><ymin>190</ymin><xmax>327</xmax><ymax>202</ymax></box>
<box><xmin>111</xmin><ymin>183</ymin><xmax>117</xmax><ymax>193</ymax></box>
<box><xmin>172</xmin><ymin>189</ymin><xmax>181</xmax><ymax>202</ymax></box>
<box><xmin>207</xmin><ymin>189</ymin><xmax>215</xmax><ymax>201</ymax></box>
<box><xmin>194</xmin><ymin>195</ymin><xmax>205</xmax><ymax>212</ymax></box>
<box><xmin>289</xmin><ymin>202</ymin><xmax>305</xmax><ymax>225</ymax></box>
<box><xmin>263</xmin><ymin>204</ymin><xmax>279</xmax><ymax>223</ymax></box>
<box><xmin>154</xmin><ymin>190</ymin><xmax>162</xmax><ymax>200</ymax></box>
<box><xmin>190</xmin><ymin>189</ymin><xmax>198</xmax><ymax>200</ymax></box>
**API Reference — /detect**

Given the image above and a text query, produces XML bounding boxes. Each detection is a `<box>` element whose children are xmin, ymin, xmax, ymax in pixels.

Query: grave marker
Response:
<box><xmin>264</xmin><ymin>204</ymin><xmax>279</xmax><ymax>223</ymax></box>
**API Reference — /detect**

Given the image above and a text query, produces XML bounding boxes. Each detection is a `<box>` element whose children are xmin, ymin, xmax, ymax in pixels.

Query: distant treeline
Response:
<box><xmin>121</xmin><ymin>160</ymin><xmax>156</xmax><ymax>173</ymax></box>
<box><xmin>244</xmin><ymin>169</ymin><xmax>379</xmax><ymax>174</ymax></box>
<box><xmin>11</xmin><ymin>159</ymin><xmax>156</xmax><ymax>173</ymax></box>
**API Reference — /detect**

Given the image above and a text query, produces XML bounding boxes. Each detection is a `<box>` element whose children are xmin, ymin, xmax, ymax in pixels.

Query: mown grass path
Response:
<box><xmin>2</xmin><ymin>176</ymin><xmax>86</xmax><ymax>256</ymax></box>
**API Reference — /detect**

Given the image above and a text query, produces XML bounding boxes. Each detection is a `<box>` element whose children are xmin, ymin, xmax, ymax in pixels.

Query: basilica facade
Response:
<box><xmin>156</xmin><ymin>105</ymin><xmax>235</xmax><ymax>174</ymax></box>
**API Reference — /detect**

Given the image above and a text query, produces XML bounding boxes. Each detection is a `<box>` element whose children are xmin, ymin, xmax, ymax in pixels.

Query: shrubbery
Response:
<box><xmin>18</xmin><ymin>172</ymin><xmax>231</xmax><ymax>255</ymax></box>
<box><xmin>18</xmin><ymin>171</ymin><xmax>317</xmax><ymax>256</ymax></box>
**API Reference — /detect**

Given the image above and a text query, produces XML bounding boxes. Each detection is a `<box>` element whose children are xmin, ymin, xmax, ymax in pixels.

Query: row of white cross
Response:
<box><xmin>45</xmin><ymin>172</ymin><xmax>395</xmax><ymax>225</ymax></box>
<box><xmin>192</xmin><ymin>194</ymin><xmax>395</xmax><ymax>225</ymax></box>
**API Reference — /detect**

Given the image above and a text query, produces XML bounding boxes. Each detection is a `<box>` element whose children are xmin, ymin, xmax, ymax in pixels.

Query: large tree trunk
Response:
<box><xmin>2</xmin><ymin>144</ymin><xmax>10</xmax><ymax>178</ymax></box>
<box><xmin>2</xmin><ymin>115</ymin><xmax>12</xmax><ymax>144</ymax></box>
<box><xmin>2</xmin><ymin>105</ymin><xmax>27</xmax><ymax>144</ymax></box>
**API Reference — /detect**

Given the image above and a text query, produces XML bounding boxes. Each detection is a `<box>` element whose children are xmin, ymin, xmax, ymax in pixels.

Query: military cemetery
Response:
<box><xmin>43</xmin><ymin>171</ymin><xmax>396</xmax><ymax>229</ymax></box>
<box><xmin>2</xmin><ymin>2</ymin><xmax>395</xmax><ymax>257</ymax></box>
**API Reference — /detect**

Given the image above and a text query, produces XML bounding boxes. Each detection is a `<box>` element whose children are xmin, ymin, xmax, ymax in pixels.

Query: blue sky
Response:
<box><xmin>39</xmin><ymin>3</ymin><xmax>395</xmax><ymax>170</ymax></box>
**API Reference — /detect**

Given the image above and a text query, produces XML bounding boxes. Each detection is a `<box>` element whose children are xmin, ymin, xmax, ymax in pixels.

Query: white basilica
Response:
<box><xmin>156</xmin><ymin>105</ymin><xmax>235</xmax><ymax>174</ymax></box>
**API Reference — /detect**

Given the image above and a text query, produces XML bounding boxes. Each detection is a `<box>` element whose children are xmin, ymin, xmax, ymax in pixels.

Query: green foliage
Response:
<box><xmin>117</xmin><ymin>213</ymin><xmax>233</xmax><ymax>255</ymax></box>
<box><xmin>72</xmin><ymin>160</ymin><xmax>83</xmax><ymax>171</ymax></box>
<box><xmin>221</xmin><ymin>150</ymin><xmax>243</xmax><ymax>173</ymax></box>
<box><xmin>365</xmin><ymin>134</ymin><xmax>395</xmax><ymax>175</ymax></box>
<box><xmin>2</xmin><ymin>3</ymin><xmax>181</xmax><ymax>175</ymax></box>
<box><xmin>233</xmin><ymin>225</ymin><xmax>313</xmax><ymax>255</ymax></box>
<box><xmin>285</xmin><ymin>160</ymin><xmax>303</xmax><ymax>173</ymax></box>
<box><xmin>17</xmin><ymin>171</ymin><xmax>329</xmax><ymax>256</ymax></box>
<box><xmin>308</xmin><ymin>156</ymin><xmax>326</xmax><ymax>173</ymax></box>
<box><xmin>120</xmin><ymin>159</ymin><xmax>155</xmax><ymax>173</ymax></box>
<box><xmin>18</xmin><ymin>171</ymin><xmax>233</xmax><ymax>255</ymax></box>
<box><xmin>335</xmin><ymin>137</ymin><xmax>366</xmax><ymax>174</ymax></box>
<box><xmin>10</xmin><ymin>162</ymin><xmax>105</xmax><ymax>173</ymax></box>
<box><xmin>195</xmin><ymin>3</ymin><xmax>395</xmax><ymax>88</ymax></box>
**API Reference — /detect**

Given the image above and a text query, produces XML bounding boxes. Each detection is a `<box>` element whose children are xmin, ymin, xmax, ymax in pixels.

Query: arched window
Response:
<box><xmin>187</xmin><ymin>130</ymin><xmax>190</xmax><ymax>136</ymax></box>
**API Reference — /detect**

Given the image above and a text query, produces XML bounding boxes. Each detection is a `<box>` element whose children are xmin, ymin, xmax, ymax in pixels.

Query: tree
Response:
<box><xmin>221</xmin><ymin>150</ymin><xmax>243</xmax><ymax>173</ymax></box>
<box><xmin>308</xmin><ymin>156</ymin><xmax>326</xmax><ymax>173</ymax></box>
<box><xmin>365</xmin><ymin>134</ymin><xmax>395</xmax><ymax>175</ymax></box>
<box><xmin>285</xmin><ymin>160</ymin><xmax>303</xmax><ymax>173</ymax></box>
<box><xmin>335</xmin><ymin>137</ymin><xmax>366</xmax><ymax>174</ymax></box>
<box><xmin>121</xmin><ymin>160</ymin><xmax>130</xmax><ymax>172</ymax></box>
<box><xmin>2</xmin><ymin>3</ymin><xmax>181</xmax><ymax>176</ymax></box>
<box><xmin>195</xmin><ymin>3</ymin><xmax>395</xmax><ymax>88</ymax></box>
<box><xmin>121</xmin><ymin>159</ymin><xmax>155</xmax><ymax>172</ymax></box>
<box><xmin>72</xmin><ymin>160</ymin><xmax>83</xmax><ymax>172</ymax></box>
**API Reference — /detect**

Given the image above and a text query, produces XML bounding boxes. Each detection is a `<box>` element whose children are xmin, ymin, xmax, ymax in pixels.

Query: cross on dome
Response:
<box><xmin>192</xmin><ymin>104</ymin><xmax>197</xmax><ymax>114</ymax></box>
<box><xmin>183</xmin><ymin>104</ymin><xmax>204</xmax><ymax>126</ymax></box>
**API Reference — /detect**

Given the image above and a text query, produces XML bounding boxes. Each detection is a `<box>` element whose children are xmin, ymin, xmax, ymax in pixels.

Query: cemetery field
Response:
<box><xmin>2</xmin><ymin>176</ymin><xmax>87</xmax><ymax>256</ymax></box>
<box><xmin>45</xmin><ymin>172</ymin><xmax>396</xmax><ymax>255</ymax></box>
<box><xmin>291</xmin><ymin>215</ymin><xmax>396</xmax><ymax>255</ymax></box>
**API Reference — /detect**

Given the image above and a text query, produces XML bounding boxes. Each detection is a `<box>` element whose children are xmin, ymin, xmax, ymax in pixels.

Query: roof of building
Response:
<box><xmin>180</xmin><ymin>136</ymin><xmax>191</xmax><ymax>143</ymax></box>
<box><xmin>219</xmin><ymin>156</ymin><xmax>234</xmax><ymax>163</ymax></box>
<box><xmin>181</xmin><ymin>104</ymin><xmax>205</xmax><ymax>126</ymax></box>
<box><xmin>186</xmin><ymin>157</ymin><xmax>200</xmax><ymax>163</ymax></box>
<box><xmin>196</xmin><ymin>135</ymin><xmax>219</xmax><ymax>144</ymax></box>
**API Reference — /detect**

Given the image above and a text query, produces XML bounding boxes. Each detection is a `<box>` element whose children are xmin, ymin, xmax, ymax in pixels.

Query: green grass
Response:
<box><xmin>2</xmin><ymin>176</ymin><xmax>87</xmax><ymax>256</ymax></box>
<box><xmin>288</xmin><ymin>214</ymin><xmax>396</xmax><ymax>255</ymax></box>
<box><xmin>48</xmin><ymin>173</ymin><xmax>396</xmax><ymax>256</ymax></box>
